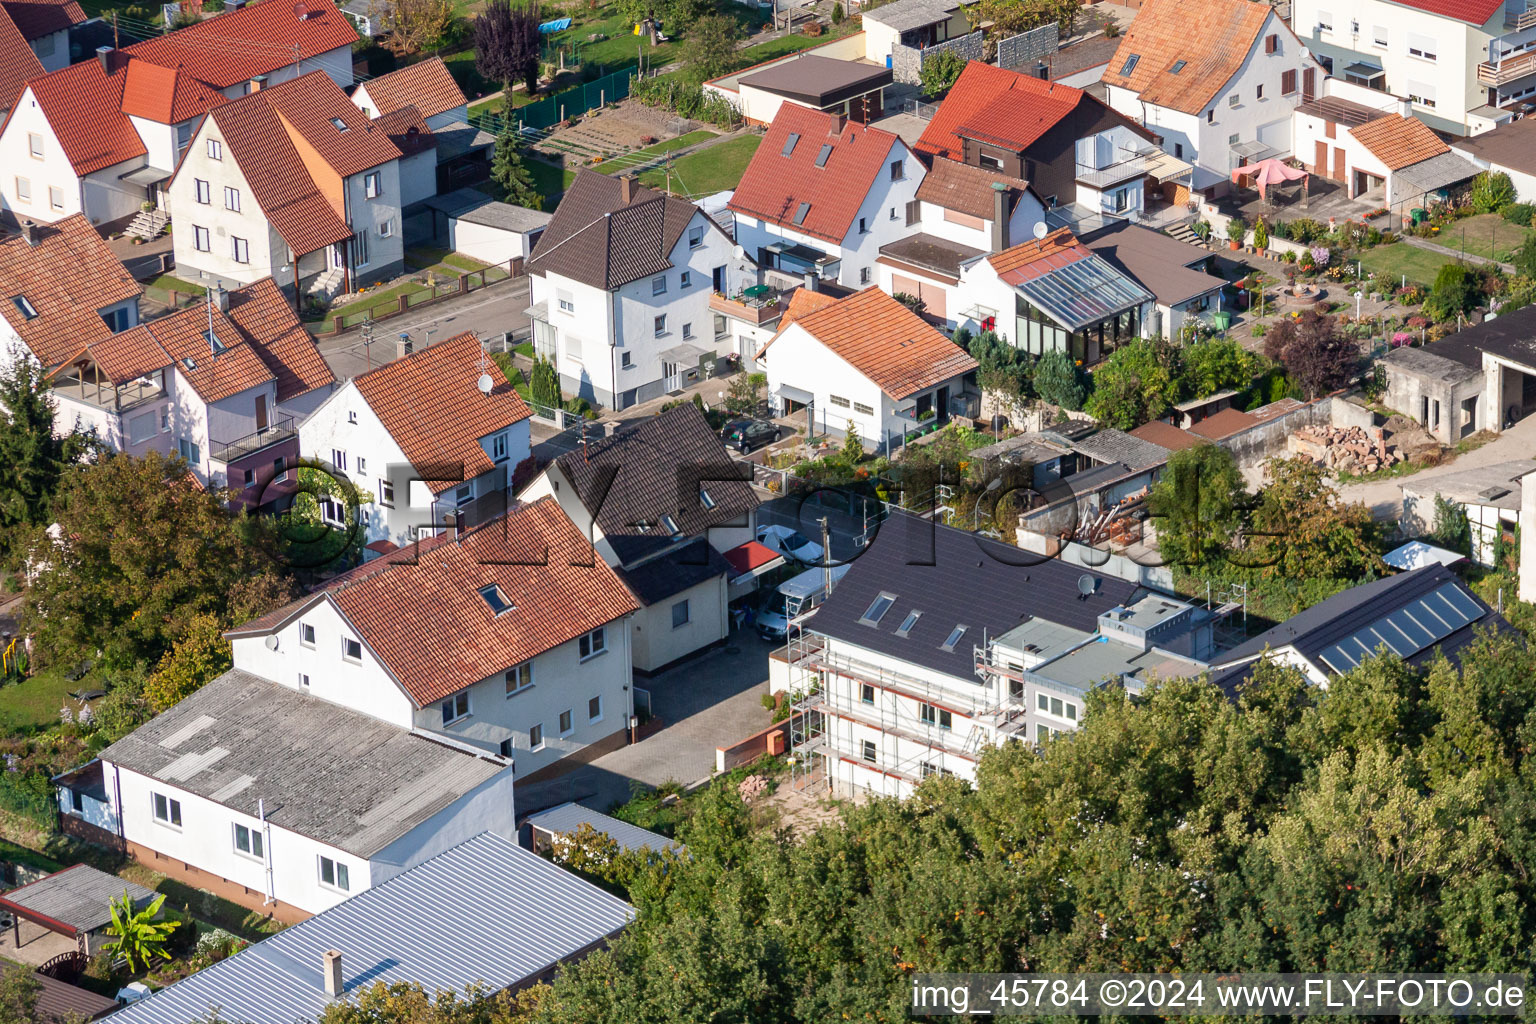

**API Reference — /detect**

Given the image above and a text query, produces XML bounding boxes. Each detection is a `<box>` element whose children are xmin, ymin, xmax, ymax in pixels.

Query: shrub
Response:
<box><xmin>1423</xmin><ymin>263</ymin><xmax>1478</xmax><ymax>321</ymax></box>
<box><xmin>1288</xmin><ymin>218</ymin><xmax>1324</xmax><ymax>243</ymax></box>
<box><xmin>1503</xmin><ymin>203</ymin><xmax>1536</xmax><ymax>227</ymax></box>
<box><xmin>1226</xmin><ymin>217</ymin><xmax>1247</xmax><ymax>244</ymax></box>
<box><xmin>919</xmin><ymin>49</ymin><xmax>965</xmax><ymax>96</ymax></box>
<box><xmin>0</xmin><ymin>769</ymin><xmax>54</xmax><ymax>825</ymax></box>
<box><xmin>1470</xmin><ymin>170</ymin><xmax>1517</xmax><ymax>214</ymax></box>
<box><xmin>1269</xmin><ymin>218</ymin><xmax>1291</xmax><ymax>240</ymax></box>
<box><xmin>1251</xmin><ymin>217</ymin><xmax>1269</xmax><ymax>250</ymax></box>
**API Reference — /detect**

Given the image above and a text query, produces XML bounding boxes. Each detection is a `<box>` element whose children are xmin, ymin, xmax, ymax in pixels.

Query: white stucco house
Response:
<box><xmin>876</xmin><ymin>157</ymin><xmax>1045</xmax><ymax>328</ymax></box>
<box><xmin>0</xmin><ymin>0</ymin><xmax>358</xmax><ymax>227</ymax></box>
<box><xmin>729</xmin><ymin>104</ymin><xmax>924</xmax><ymax>291</ymax></box>
<box><xmin>951</xmin><ymin>226</ymin><xmax>1155</xmax><ymax>366</ymax></box>
<box><xmin>1291</xmin><ymin>0</ymin><xmax>1536</xmax><ymax>135</ymax></box>
<box><xmin>527</xmin><ymin>169</ymin><xmax>753</xmax><ymax>409</ymax></box>
<box><xmin>61</xmin><ymin>497</ymin><xmax>638</xmax><ymax>921</ymax></box>
<box><xmin>755</xmin><ymin>286</ymin><xmax>979</xmax><ymax>450</ymax></box>
<box><xmin>169</xmin><ymin>70</ymin><xmax>404</xmax><ymax>300</ymax></box>
<box><xmin>521</xmin><ymin>403</ymin><xmax>760</xmax><ymax>673</ymax></box>
<box><xmin>298</xmin><ymin>330</ymin><xmax>532</xmax><ymax>550</ymax></box>
<box><xmin>1101</xmin><ymin>0</ymin><xmax>1325</xmax><ymax>189</ymax></box>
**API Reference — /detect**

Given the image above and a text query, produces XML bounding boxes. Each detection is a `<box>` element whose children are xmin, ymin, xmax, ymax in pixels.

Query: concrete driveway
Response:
<box><xmin>514</xmin><ymin>628</ymin><xmax>777</xmax><ymax>816</ymax></box>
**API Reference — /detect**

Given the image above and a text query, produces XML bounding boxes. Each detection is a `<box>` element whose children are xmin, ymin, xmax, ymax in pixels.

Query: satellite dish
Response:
<box><xmin>1076</xmin><ymin>573</ymin><xmax>1097</xmax><ymax>599</ymax></box>
<box><xmin>733</xmin><ymin>244</ymin><xmax>745</xmax><ymax>260</ymax></box>
<box><xmin>264</xmin><ymin>635</ymin><xmax>279</xmax><ymax>651</ymax></box>
<box><xmin>1032</xmin><ymin>221</ymin><xmax>1050</xmax><ymax>240</ymax></box>
<box><xmin>476</xmin><ymin>373</ymin><xmax>494</xmax><ymax>395</ymax></box>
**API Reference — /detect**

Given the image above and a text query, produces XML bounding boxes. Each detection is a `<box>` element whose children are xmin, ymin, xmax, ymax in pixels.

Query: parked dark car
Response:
<box><xmin>721</xmin><ymin>418</ymin><xmax>780</xmax><ymax>453</ymax></box>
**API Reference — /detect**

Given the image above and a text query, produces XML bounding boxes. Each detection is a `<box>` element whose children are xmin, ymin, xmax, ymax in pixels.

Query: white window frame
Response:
<box><xmin>207</xmin><ymin>138</ymin><xmax>222</xmax><ymax>160</ymax></box>
<box><xmin>299</xmin><ymin>622</ymin><xmax>316</xmax><ymax>647</ymax></box>
<box><xmin>151</xmin><ymin>792</ymin><xmax>182</xmax><ymax>829</ymax></box>
<box><xmin>47</xmin><ymin>186</ymin><xmax>62</xmax><ymax>211</ymax></box>
<box><xmin>578</xmin><ymin>626</ymin><xmax>606</xmax><ymax>660</ymax></box>
<box><xmin>529</xmin><ymin>723</ymin><xmax>545</xmax><ymax>751</ymax></box>
<box><xmin>505</xmin><ymin>661</ymin><xmax>533</xmax><ymax>696</ymax></box>
<box><xmin>224</xmin><ymin>186</ymin><xmax>240</xmax><ymax>212</ymax></box>
<box><xmin>232</xmin><ymin>822</ymin><xmax>264</xmax><ymax>860</ymax></box>
<box><xmin>651</xmin><ymin>274</ymin><xmax>667</xmax><ymax>295</ymax></box>
<box><xmin>13</xmin><ymin>177</ymin><xmax>29</xmax><ymax>204</ymax></box>
<box><xmin>318</xmin><ymin>855</ymin><xmax>350</xmax><ymax>892</ymax></box>
<box><xmin>441</xmin><ymin>690</ymin><xmax>470</xmax><ymax>725</ymax></box>
<box><xmin>688</xmin><ymin>225</ymin><xmax>704</xmax><ymax>249</ymax></box>
<box><xmin>588</xmin><ymin>695</ymin><xmax>603</xmax><ymax>722</ymax></box>
<box><xmin>27</xmin><ymin>132</ymin><xmax>42</xmax><ymax>159</ymax></box>
<box><xmin>672</xmin><ymin>599</ymin><xmax>690</xmax><ymax>629</ymax></box>
<box><xmin>341</xmin><ymin>637</ymin><xmax>362</xmax><ymax>662</ymax></box>
<box><xmin>364</xmin><ymin>171</ymin><xmax>381</xmax><ymax>199</ymax></box>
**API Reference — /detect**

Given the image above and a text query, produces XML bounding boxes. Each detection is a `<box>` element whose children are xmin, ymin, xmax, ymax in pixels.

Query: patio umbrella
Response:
<box><xmin>1231</xmin><ymin>159</ymin><xmax>1309</xmax><ymax>202</ymax></box>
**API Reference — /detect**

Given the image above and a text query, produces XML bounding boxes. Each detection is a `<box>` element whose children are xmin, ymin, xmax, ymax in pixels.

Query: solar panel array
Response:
<box><xmin>1317</xmin><ymin>582</ymin><xmax>1484</xmax><ymax>673</ymax></box>
<box><xmin>1019</xmin><ymin>254</ymin><xmax>1154</xmax><ymax>331</ymax></box>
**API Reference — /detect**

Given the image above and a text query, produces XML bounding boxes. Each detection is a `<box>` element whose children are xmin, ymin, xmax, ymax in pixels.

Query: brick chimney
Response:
<box><xmin>619</xmin><ymin>174</ymin><xmax>636</xmax><ymax>205</ymax></box>
<box><xmin>827</xmin><ymin>112</ymin><xmax>846</xmax><ymax>135</ymax></box>
<box><xmin>321</xmin><ymin>950</ymin><xmax>343</xmax><ymax>998</ymax></box>
<box><xmin>990</xmin><ymin>182</ymin><xmax>1009</xmax><ymax>252</ymax></box>
<box><xmin>249</xmin><ymin>74</ymin><xmax>268</xmax><ymax>93</ymax></box>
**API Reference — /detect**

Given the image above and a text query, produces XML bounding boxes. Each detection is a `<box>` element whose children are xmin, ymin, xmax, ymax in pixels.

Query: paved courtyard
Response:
<box><xmin>514</xmin><ymin>628</ymin><xmax>777</xmax><ymax>816</ymax></box>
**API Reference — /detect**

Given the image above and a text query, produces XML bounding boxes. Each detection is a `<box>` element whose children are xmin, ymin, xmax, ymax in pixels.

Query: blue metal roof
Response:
<box><xmin>107</xmin><ymin>833</ymin><xmax>633</xmax><ymax>1024</ymax></box>
<box><xmin>525</xmin><ymin>802</ymin><xmax>685</xmax><ymax>855</ymax></box>
<box><xmin>1016</xmin><ymin>252</ymin><xmax>1153</xmax><ymax>331</ymax></box>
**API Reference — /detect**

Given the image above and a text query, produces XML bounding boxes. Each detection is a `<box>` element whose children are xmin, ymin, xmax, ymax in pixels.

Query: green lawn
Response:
<box><xmin>594</xmin><ymin>129</ymin><xmax>717</xmax><ymax>174</ymax></box>
<box><xmin>639</xmin><ymin>135</ymin><xmax>761</xmax><ymax>197</ymax></box>
<box><xmin>146</xmin><ymin>274</ymin><xmax>206</xmax><ymax>296</ymax></box>
<box><xmin>1358</xmin><ymin>242</ymin><xmax>1460</xmax><ymax>288</ymax></box>
<box><xmin>1433</xmin><ymin>213</ymin><xmax>1533</xmax><ymax>264</ymax></box>
<box><xmin>524</xmin><ymin>157</ymin><xmax>572</xmax><ymax>209</ymax></box>
<box><xmin>0</xmin><ymin>667</ymin><xmax>85</xmax><ymax>733</ymax></box>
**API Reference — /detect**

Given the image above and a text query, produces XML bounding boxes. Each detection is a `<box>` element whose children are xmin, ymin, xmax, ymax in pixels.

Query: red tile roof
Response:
<box><xmin>0</xmin><ymin>215</ymin><xmax>141</xmax><ymax>368</ymax></box>
<box><xmin>1101</xmin><ymin>0</ymin><xmax>1275</xmax><ymax>116</ymax></box>
<box><xmin>729</xmin><ymin>104</ymin><xmax>908</xmax><ymax>245</ymax></box>
<box><xmin>373</xmin><ymin>104</ymin><xmax>435</xmax><ymax>156</ymax></box>
<box><xmin>1128</xmin><ymin>419</ymin><xmax>1205</xmax><ymax>452</ymax></box>
<box><xmin>236</xmin><ymin>498</ymin><xmax>639</xmax><ymax>706</ymax></box>
<box><xmin>21</xmin><ymin>57</ymin><xmax>146</xmax><ymax>175</ymax></box>
<box><xmin>74</xmin><ymin>324</ymin><xmax>168</xmax><ymax>384</ymax></box>
<box><xmin>203</xmin><ymin>79</ymin><xmax>356</xmax><ymax>256</ymax></box>
<box><xmin>916</xmin><ymin>61</ymin><xmax>1084</xmax><ymax>161</ymax></box>
<box><xmin>1</xmin><ymin>0</ymin><xmax>84</xmax><ymax>40</ymax></box>
<box><xmin>0</xmin><ymin>6</ymin><xmax>40</xmax><ymax>113</ymax></box>
<box><xmin>774</xmin><ymin>286</ymin><xmax>978</xmax><ymax>399</ymax></box>
<box><xmin>259</xmin><ymin>70</ymin><xmax>402</xmax><ymax>177</ymax></box>
<box><xmin>353</xmin><ymin>332</ymin><xmax>533</xmax><ymax>494</ymax></box>
<box><xmin>225</xmin><ymin>277</ymin><xmax>334</xmax><ymax>402</ymax></box>
<box><xmin>1389</xmin><ymin>0</ymin><xmax>1501</xmax><ymax>23</ymax></box>
<box><xmin>915</xmin><ymin>157</ymin><xmax>1031</xmax><ymax>218</ymax></box>
<box><xmin>355</xmin><ymin>57</ymin><xmax>466</xmax><ymax>120</ymax></box>
<box><xmin>1349</xmin><ymin>113</ymin><xmax>1449</xmax><ymax>171</ymax></box>
<box><xmin>154</xmin><ymin>304</ymin><xmax>276</xmax><ymax>403</ymax></box>
<box><xmin>119</xmin><ymin>58</ymin><xmax>227</xmax><ymax>125</ymax></box>
<box><xmin>1186</xmin><ymin>406</ymin><xmax>1258</xmax><ymax>440</ymax></box>
<box><xmin>987</xmin><ymin>226</ymin><xmax>1091</xmax><ymax>284</ymax></box>
<box><xmin>123</xmin><ymin>0</ymin><xmax>359</xmax><ymax>90</ymax></box>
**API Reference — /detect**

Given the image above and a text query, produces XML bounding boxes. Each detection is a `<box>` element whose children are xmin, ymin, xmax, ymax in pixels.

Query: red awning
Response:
<box><xmin>722</xmin><ymin>540</ymin><xmax>784</xmax><ymax>579</ymax></box>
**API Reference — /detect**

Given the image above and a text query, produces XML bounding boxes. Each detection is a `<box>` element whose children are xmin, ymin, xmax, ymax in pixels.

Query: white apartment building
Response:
<box><xmin>0</xmin><ymin>0</ymin><xmax>358</xmax><ymax>226</ymax></box>
<box><xmin>771</xmin><ymin>512</ymin><xmax>1211</xmax><ymax>796</ymax></box>
<box><xmin>729</xmin><ymin>104</ymin><xmax>924</xmax><ymax>291</ymax></box>
<box><xmin>527</xmin><ymin>169</ymin><xmax>751</xmax><ymax>409</ymax></box>
<box><xmin>298</xmin><ymin>331</ymin><xmax>532</xmax><ymax>549</ymax></box>
<box><xmin>170</xmin><ymin>70</ymin><xmax>404</xmax><ymax>300</ymax></box>
<box><xmin>1102</xmin><ymin>0</ymin><xmax>1325</xmax><ymax>187</ymax></box>
<box><xmin>1292</xmin><ymin>0</ymin><xmax>1536</xmax><ymax>134</ymax></box>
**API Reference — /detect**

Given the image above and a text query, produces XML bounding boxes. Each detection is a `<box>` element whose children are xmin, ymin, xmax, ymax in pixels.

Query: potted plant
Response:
<box><xmin>1251</xmin><ymin>216</ymin><xmax>1269</xmax><ymax>254</ymax></box>
<box><xmin>1226</xmin><ymin>217</ymin><xmax>1247</xmax><ymax>251</ymax></box>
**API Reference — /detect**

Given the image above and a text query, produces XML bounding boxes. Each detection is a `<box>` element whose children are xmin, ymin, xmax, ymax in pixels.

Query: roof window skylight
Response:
<box><xmin>941</xmin><ymin>625</ymin><xmax>967</xmax><ymax>651</ymax></box>
<box><xmin>699</xmin><ymin>488</ymin><xmax>716</xmax><ymax>510</ymax></box>
<box><xmin>860</xmin><ymin>592</ymin><xmax>896</xmax><ymax>626</ymax></box>
<box><xmin>1121</xmin><ymin>53</ymin><xmax>1140</xmax><ymax>75</ymax></box>
<box><xmin>330</xmin><ymin>117</ymin><xmax>349</xmax><ymax>132</ymax></box>
<box><xmin>895</xmin><ymin>610</ymin><xmax>921</xmax><ymax>637</ymax></box>
<box><xmin>11</xmin><ymin>295</ymin><xmax>36</xmax><ymax>320</ymax></box>
<box><xmin>1169</xmin><ymin>60</ymin><xmax>1187</xmax><ymax>74</ymax></box>
<box><xmin>478</xmin><ymin>583</ymin><xmax>513</xmax><ymax>615</ymax></box>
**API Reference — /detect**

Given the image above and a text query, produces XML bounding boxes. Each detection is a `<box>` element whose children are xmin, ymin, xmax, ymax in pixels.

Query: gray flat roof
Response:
<box><xmin>104</xmin><ymin>833</ymin><xmax>634</xmax><ymax>1024</ymax></box>
<box><xmin>433</xmin><ymin>119</ymin><xmax>498</xmax><ymax>161</ymax></box>
<box><xmin>1031</xmin><ymin>637</ymin><xmax>1206</xmax><ymax>693</ymax></box>
<box><xmin>100</xmin><ymin>670</ymin><xmax>510</xmax><ymax>858</ymax></box>
<box><xmin>453</xmin><ymin>198</ymin><xmax>552</xmax><ymax>233</ymax></box>
<box><xmin>0</xmin><ymin>865</ymin><xmax>156</xmax><ymax>934</ymax></box>
<box><xmin>1400</xmin><ymin>460</ymin><xmax>1536</xmax><ymax>511</ymax></box>
<box><xmin>738</xmin><ymin>55</ymin><xmax>892</xmax><ymax>106</ymax></box>
<box><xmin>1069</xmin><ymin>427</ymin><xmax>1170</xmax><ymax>471</ymax></box>
<box><xmin>863</xmin><ymin>0</ymin><xmax>971</xmax><ymax>32</ymax></box>
<box><xmin>1381</xmin><ymin>343</ymin><xmax>1483</xmax><ymax>383</ymax></box>
<box><xmin>992</xmin><ymin>617</ymin><xmax>1093</xmax><ymax>662</ymax></box>
<box><xmin>525</xmin><ymin>802</ymin><xmax>684</xmax><ymax>854</ymax></box>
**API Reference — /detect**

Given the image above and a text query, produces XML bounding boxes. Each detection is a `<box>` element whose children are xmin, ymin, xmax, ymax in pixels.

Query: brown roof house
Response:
<box><xmin>168</xmin><ymin>70</ymin><xmax>403</xmax><ymax>302</ymax></box>
<box><xmin>521</xmin><ymin>403</ymin><xmax>760</xmax><ymax>672</ymax></box>
<box><xmin>1100</xmin><ymin>0</ymin><xmax>1324</xmax><ymax>190</ymax></box>
<box><xmin>0</xmin><ymin>0</ymin><xmax>359</xmax><ymax>228</ymax></box>
<box><xmin>756</xmin><ymin>286</ymin><xmax>979</xmax><ymax>451</ymax></box>
<box><xmin>527</xmin><ymin>169</ymin><xmax>753</xmax><ymax>410</ymax></box>
<box><xmin>0</xmin><ymin>218</ymin><xmax>333</xmax><ymax>498</ymax></box>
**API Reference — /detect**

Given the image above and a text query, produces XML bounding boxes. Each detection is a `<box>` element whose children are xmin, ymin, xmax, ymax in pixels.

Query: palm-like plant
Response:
<box><xmin>103</xmin><ymin>890</ymin><xmax>179</xmax><ymax>973</ymax></box>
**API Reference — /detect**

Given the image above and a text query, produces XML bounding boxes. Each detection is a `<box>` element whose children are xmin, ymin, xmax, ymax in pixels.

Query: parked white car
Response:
<box><xmin>756</xmin><ymin>524</ymin><xmax>824</xmax><ymax>565</ymax></box>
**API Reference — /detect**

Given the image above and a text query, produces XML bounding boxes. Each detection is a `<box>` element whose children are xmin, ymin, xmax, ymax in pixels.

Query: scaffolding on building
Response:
<box><xmin>784</xmin><ymin>627</ymin><xmax>1030</xmax><ymax>798</ymax></box>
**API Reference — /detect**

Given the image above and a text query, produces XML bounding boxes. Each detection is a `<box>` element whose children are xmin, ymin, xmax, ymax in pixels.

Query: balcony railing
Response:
<box><xmin>710</xmin><ymin>288</ymin><xmax>785</xmax><ymax>326</ymax></box>
<box><xmin>1075</xmin><ymin>149</ymin><xmax>1165</xmax><ymax>190</ymax></box>
<box><xmin>1480</xmin><ymin>49</ymin><xmax>1536</xmax><ymax>86</ymax></box>
<box><xmin>1508</xmin><ymin>4</ymin><xmax>1536</xmax><ymax>30</ymax></box>
<box><xmin>51</xmin><ymin>374</ymin><xmax>165</xmax><ymax>413</ymax></box>
<box><xmin>211</xmin><ymin>415</ymin><xmax>296</xmax><ymax>465</ymax></box>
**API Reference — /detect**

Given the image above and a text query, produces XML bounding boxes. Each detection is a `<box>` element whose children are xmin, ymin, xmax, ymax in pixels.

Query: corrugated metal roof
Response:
<box><xmin>525</xmin><ymin>801</ymin><xmax>685</xmax><ymax>854</ymax></box>
<box><xmin>106</xmin><ymin>833</ymin><xmax>633</xmax><ymax>1024</ymax></box>
<box><xmin>0</xmin><ymin>865</ymin><xmax>156</xmax><ymax>933</ymax></box>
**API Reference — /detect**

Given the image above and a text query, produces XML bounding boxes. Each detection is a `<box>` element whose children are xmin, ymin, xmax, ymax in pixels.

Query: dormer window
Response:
<box><xmin>330</xmin><ymin>117</ymin><xmax>349</xmax><ymax>132</ymax></box>
<box><xmin>11</xmin><ymin>295</ymin><xmax>36</xmax><ymax>320</ymax></box>
<box><xmin>478</xmin><ymin>583</ymin><xmax>513</xmax><ymax>615</ymax></box>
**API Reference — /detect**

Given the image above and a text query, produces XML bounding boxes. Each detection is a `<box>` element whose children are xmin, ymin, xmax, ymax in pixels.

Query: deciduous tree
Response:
<box><xmin>1085</xmin><ymin>337</ymin><xmax>1178</xmax><ymax>428</ymax></box>
<box><xmin>681</xmin><ymin>14</ymin><xmax>740</xmax><ymax>82</ymax></box>
<box><xmin>1147</xmin><ymin>443</ymin><xmax>1246</xmax><ymax>569</ymax></box>
<box><xmin>22</xmin><ymin>451</ymin><xmax>294</xmax><ymax>671</ymax></box>
<box><xmin>142</xmin><ymin>613</ymin><xmax>233</xmax><ymax>712</ymax></box>
<box><xmin>969</xmin><ymin>0</ymin><xmax>1078</xmax><ymax>37</ymax></box>
<box><xmin>382</xmin><ymin>0</ymin><xmax>460</xmax><ymax>55</ymax></box>
<box><xmin>475</xmin><ymin>0</ymin><xmax>543</xmax><ymax>97</ymax></box>
<box><xmin>1261</xmin><ymin>309</ymin><xmax>1358</xmax><ymax>399</ymax></box>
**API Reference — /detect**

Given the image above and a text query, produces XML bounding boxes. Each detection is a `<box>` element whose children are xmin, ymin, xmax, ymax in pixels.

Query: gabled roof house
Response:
<box><xmin>729</xmin><ymin>104</ymin><xmax>924</xmax><ymax>292</ymax></box>
<box><xmin>0</xmin><ymin>0</ymin><xmax>359</xmax><ymax>227</ymax></box>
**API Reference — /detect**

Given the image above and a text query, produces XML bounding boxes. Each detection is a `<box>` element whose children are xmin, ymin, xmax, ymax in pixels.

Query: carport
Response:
<box><xmin>0</xmin><ymin>864</ymin><xmax>157</xmax><ymax>958</ymax></box>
